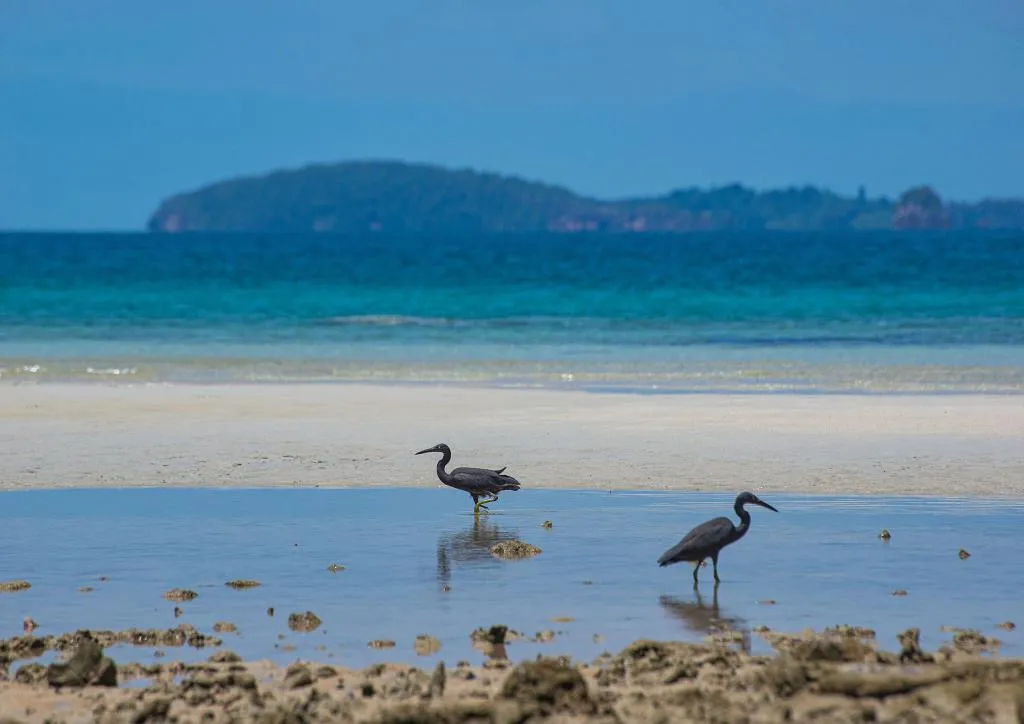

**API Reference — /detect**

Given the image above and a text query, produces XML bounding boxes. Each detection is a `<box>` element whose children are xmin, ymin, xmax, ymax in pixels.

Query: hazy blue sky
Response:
<box><xmin>2</xmin><ymin>0</ymin><xmax>1022</xmax><ymax>230</ymax></box>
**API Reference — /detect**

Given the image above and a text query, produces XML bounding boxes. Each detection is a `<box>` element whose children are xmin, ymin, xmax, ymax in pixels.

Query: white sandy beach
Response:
<box><xmin>1</xmin><ymin>383</ymin><xmax>1022</xmax><ymax>497</ymax></box>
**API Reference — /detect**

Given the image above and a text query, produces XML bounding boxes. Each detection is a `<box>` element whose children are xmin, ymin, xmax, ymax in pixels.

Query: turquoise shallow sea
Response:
<box><xmin>2</xmin><ymin>230</ymin><xmax>1023</xmax><ymax>391</ymax></box>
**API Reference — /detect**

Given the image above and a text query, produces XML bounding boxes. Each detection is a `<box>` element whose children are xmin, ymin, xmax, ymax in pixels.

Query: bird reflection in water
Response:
<box><xmin>659</xmin><ymin>584</ymin><xmax>752</xmax><ymax>653</ymax></box>
<box><xmin>436</xmin><ymin>516</ymin><xmax>520</xmax><ymax>587</ymax></box>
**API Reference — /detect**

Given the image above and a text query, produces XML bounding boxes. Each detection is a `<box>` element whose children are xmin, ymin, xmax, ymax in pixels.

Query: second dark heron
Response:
<box><xmin>415</xmin><ymin>443</ymin><xmax>521</xmax><ymax>514</ymax></box>
<box><xmin>657</xmin><ymin>491</ymin><xmax>778</xmax><ymax>586</ymax></box>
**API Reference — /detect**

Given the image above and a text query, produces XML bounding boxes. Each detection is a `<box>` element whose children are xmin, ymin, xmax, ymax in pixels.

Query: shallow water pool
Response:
<box><xmin>1</xmin><ymin>488</ymin><xmax>1021</xmax><ymax>670</ymax></box>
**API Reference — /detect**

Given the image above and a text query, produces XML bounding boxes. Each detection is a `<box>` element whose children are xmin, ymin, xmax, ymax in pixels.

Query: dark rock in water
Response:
<box><xmin>327</xmin><ymin>563</ymin><xmax>345</xmax><ymax>573</ymax></box>
<box><xmin>878</xmin><ymin>529</ymin><xmax>891</xmax><ymax>541</ymax></box>
<box><xmin>996</xmin><ymin>621</ymin><xmax>1016</xmax><ymax>631</ymax></box>
<box><xmin>212</xmin><ymin>621</ymin><xmax>238</xmax><ymax>634</ymax></box>
<box><xmin>46</xmin><ymin>636</ymin><xmax>117</xmax><ymax>688</ymax></box>
<box><xmin>892</xmin><ymin>589</ymin><xmax>908</xmax><ymax>596</ymax></box>
<box><xmin>287</xmin><ymin>611</ymin><xmax>322</xmax><ymax>633</ymax></box>
<box><xmin>490</xmin><ymin>540</ymin><xmax>542</xmax><ymax>560</ymax></box>
<box><xmin>959</xmin><ymin>549</ymin><xmax>971</xmax><ymax>559</ymax></box>
<box><xmin>162</xmin><ymin>588</ymin><xmax>198</xmax><ymax>603</ymax></box>
<box><xmin>267</xmin><ymin>607</ymin><xmax>275</xmax><ymax>617</ymax></box>
<box><xmin>0</xmin><ymin>580</ymin><xmax>31</xmax><ymax>593</ymax></box>
<box><xmin>471</xmin><ymin>625</ymin><xmax>510</xmax><ymax>645</ymax></box>
<box><xmin>542</xmin><ymin>520</ymin><xmax>553</xmax><ymax>529</ymax></box>
<box><xmin>414</xmin><ymin>635</ymin><xmax>441</xmax><ymax>656</ymax></box>
<box><xmin>368</xmin><ymin>640</ymin><xmax>396</xmax><ymax>649</ymax></box>
<box><xmin>224</xmin><ymin>579</ymin><xmax>261</xmax><ymax>589</ymax></box>
<box><xmin>499</xmin><ymin>658</ymin><xmax>596</xmax><ymax>717</ymax></box>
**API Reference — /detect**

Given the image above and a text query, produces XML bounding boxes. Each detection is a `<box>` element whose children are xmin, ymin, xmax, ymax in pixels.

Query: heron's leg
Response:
<box><xmin>711</xmin><ymin>553</ymin><xmax>721</xmax><ymax>584</ymax></box>
<box><xmin>692</xmin><ymin>559</ymin><xmax>703</xmax><ymax>587</ymax></box>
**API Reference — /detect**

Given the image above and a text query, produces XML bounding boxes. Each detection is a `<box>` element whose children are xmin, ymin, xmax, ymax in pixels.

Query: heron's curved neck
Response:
<box><xmin>435</xmin><ymin>450</ymin><xmax>453</xmax><ymax>485</ymax></box>
<box><xmin>732</xmin><ymin>501</ymin><xmax>752</xmax><ymax>540</ymax></box>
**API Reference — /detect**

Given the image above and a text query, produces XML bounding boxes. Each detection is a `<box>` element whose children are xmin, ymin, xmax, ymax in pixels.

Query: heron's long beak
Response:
<box><xmin>414</xmin><ymin>447</ymin><xmax>435</xmax><ymax>455</ymax></box>
<box><xmin>757</xmin><ymin>500</ymin><xmax>779</xmax><ymax>513</ymax></box>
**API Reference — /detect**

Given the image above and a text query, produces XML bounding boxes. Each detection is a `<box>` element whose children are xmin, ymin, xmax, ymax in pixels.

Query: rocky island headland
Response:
<box><xmin>146</xmin><ymin>160</ymin><xmax>1024</xmax><ymax>234</ymax></box>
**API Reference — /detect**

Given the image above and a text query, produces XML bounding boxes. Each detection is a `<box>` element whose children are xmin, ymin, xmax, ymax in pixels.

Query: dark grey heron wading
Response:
<box><xmin>657</xmin><ymin>491</ymin><xmax>778</xmax><ymax>586</ymax></box>
<box><xmin>415</xmin><ymin>443</ymin><xmax>521</xmax><ymax>514</ymax></box>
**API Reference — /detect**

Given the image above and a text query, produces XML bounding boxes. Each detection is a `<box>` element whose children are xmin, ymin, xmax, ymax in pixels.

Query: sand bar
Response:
<box><xmin>1</xmin><ymin>383</ymin><xmax>1022</xmax><ymax>496</ymax></box>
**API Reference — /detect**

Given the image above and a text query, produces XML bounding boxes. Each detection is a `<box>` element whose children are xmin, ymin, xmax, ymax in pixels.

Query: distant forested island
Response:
<box><xmin>147</xmin><ymin>160</ymin><xmax>1024</xmax><ymax>233</ymax></box>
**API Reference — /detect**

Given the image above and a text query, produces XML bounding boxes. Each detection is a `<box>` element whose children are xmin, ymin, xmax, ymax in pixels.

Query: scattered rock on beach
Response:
<box><xmin>0</xmin><ymin>580</ymin><xmax>31</xmax><ymax>593</ymax></box>
<box><xmin>944</xmin><ymin>628</ymin><xmax>1000</xmax><ymax>655</ymax></box>
<box><xmin>287</xmin><ymin>611</ymin><xmax>321</xmax><ymax>633</ymax></box>
<box><xmin>162</xmin><ymin>588</ymin><xmax>198</xmax><ymax>603</ymax></box>
<box><xmin>224</xmin><ymin>579</ymin><xmax>261</xmax><ymax>589</ymax></box>
<box><xmin>490</xmin><ymin>540</ymin><xmax>542</xmax><ymax>560</ymax></box>
<box><xmin>212</xmin><ymin>621</ymin><xmax>237</xmax><ymax>634</ymax></box>
<box><xmin>208</xmin><ymin>650</ymin><xmax>241</xmax><ymax>663</ymax></box>
<box><xmin>499</xmin><ymin>657</ymin><xmax>596</xmax><ymax>718</ymax></box>
<box><xmin>284</xmin><ymin>662</ymin><xmax>315</xmax><ymax>688</ymax></box>
<box><xmin>46</xmin><ymin>635</ymin><xmax>117</xmax><ymax>688</ymax></box>
<box><xmin>22</xmin><ymin>618</ymin><xmax>38</xmax><ymax>634</ymax></box>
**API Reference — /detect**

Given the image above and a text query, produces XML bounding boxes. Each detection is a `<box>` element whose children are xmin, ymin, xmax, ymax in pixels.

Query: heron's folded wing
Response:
<box><xmin>449</xmin><ymin>467</ymin><xmax>505</xmax><ymax>493</ymax></box>
<box><xmin>659</xmin><ymin>517</ymin><xmax>733</xmax><ymax>564</ymax></box>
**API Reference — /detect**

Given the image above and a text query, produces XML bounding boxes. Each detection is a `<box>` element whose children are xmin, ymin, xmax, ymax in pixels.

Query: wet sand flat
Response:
<box><xmin>1</xmin><ymin>383</ymin><xmax>1023</xmax><ymax>495</ymax></box>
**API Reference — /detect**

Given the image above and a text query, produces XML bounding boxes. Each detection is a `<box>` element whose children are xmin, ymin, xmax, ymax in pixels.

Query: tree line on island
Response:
<box><xmin>147</xmin><ymin>160</ymin><xmax>1024</xmax><ymax>234</ymax></box>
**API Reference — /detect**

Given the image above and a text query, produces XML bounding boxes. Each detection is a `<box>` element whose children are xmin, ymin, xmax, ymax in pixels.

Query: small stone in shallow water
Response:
<box><xmin>212</xmin><ymin>622</ymin><xmax>238</xmax><ymax>634</ymax></box>
<box><xmin>958</xmin><ymin>549</ymin><xmax>971</xmax><ymax>559</ymax></box>
<box><xmin>0</xmin><ymin>580</ymin><xmax>31</xmax><ymax>593</ymax></box>
<box><xmin>414</xmin><ymin>635</ymin><xmax>441</xmax><ymax>656</ymax></box>
<box><xmin>225</xmin><ymin>579</ymin><xmax>261</xmax><ymax>589</ymax></box>
<box><xmin>996</xmin><ymin>621</ymin><xmax>1016</xmax><ymax>631</ymax></box>
<box><xmin>23</xmin><ymin>618</ymin><xmax>38</xmax><ymax>634</ymax></box>
<box><xmin>368</xmin><ymin>639</ymin><xmax>396</xmax><ymax>649</ymax></box>
<box><xmin>327</xmin><ymin>563</ymin><xmax>345</xmax><ymax>573</ymax></box>
<box><xmin>541</xmin><ymin>520</ymin><xmax>553</xmax><ymax>529</ymax></box>
<box><xmin>879</xmin><ymin>529</ymin><xmax>892</xmax><ymax>541</ymax></box>
<box><xmin>267</xmin><ymin>607</ymin><xmax>274</xmax><ymax>616</ymax></box>
<box><xmin>490</xmin><ymin>540</ymin><xmax>542</xmax><ymax>560</ymax></box>
<box><xmin>78</xmin><ymin>586</ymin><xmax>93</xmax><ymax>594</ymax></box>
<box><xmin>550</xmin><ymin>616</ymin><xmax>574</xmax><ymax>623</ymax></box>
<box><xmin>892</xmin><ymin>589</ymin><xmax>908</xmax><ymax>596</ymax></box>
<box><xmin>288</xmin><ymin>611</ymin><xmax>322</xmax><ymax>632</ymax></box>
<box><xmin>759</xmin><ymin>599</ymin><xmax>777</xmax><ymax>605</ymax></box>
<box><xmin>162</xmin><ymin>588</ymin><xmax>198</xmax><ymax>603</ymax></box>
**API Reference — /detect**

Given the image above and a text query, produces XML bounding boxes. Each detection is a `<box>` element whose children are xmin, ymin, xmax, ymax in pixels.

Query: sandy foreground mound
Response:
<box><xmin>1</xmin><ymin>625</ymin><xmax>1022</xmax><ymax>723</ymax></box>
